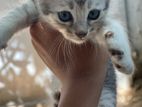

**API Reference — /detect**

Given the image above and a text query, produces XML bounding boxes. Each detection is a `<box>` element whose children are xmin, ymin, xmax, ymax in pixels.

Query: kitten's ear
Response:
<box><xmin>104</xmin><ymin>0</ymin><xmax>110</xmax><ymax>10</ymax></box>
<box><xmin>36</xmin><ymin>0</ymin><xmax>54</xmax><ymax>14</ymax></box>
<box><xmin>95</xmin><ymin>0</ymin><xmax>110</xmax><ymax>10</ymax></box>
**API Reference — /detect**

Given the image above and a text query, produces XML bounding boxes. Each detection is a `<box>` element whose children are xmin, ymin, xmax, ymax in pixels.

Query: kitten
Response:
<box><xmin>0</xmin><ymin>0</ymin><xmax>135</xmax><ymax>106</ymax></box>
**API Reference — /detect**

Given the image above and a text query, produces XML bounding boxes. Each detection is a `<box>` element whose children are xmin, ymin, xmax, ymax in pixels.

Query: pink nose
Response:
<box><xmin>75</xmin><ymin>31</ymin><xmax>87</xmax><ymax>38</ymax></box>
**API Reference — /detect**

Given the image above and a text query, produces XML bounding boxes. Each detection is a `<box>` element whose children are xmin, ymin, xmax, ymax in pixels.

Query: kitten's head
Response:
<box><xmin>37</xmin><ymin>0</ymin><xmax>110</xmax><ymax>44</ymax></box>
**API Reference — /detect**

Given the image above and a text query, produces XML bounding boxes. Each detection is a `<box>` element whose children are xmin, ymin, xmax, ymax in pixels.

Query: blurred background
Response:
<box><xmin>0</xmin><ymin>0</ymin><xmax>60</xmax><ymax>107</ymax></box>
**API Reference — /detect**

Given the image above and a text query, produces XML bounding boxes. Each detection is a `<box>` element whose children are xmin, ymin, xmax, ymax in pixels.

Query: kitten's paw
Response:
<box><xmin>0</xmin><ymin>38</ymin><xmax>8</xmax><ymax>50</ymax></box>
<box><xmin>0</xmin><ymin>43</ymin><xmax>7</xmax><ymax>50</ymax></box>
<box><xmin>53</xmin><ymin>91</ymin><xmax>61</xmax><ymax>107</ymax></box>
<box><xmin>105</xmin><ymin>31</ymin><xmax>135</xmax><ymax>74</ymax></box>
<box><xmin>0</xmin><ymin>30</ymin><xmax>10</xmax><ymax>50</ymax></box>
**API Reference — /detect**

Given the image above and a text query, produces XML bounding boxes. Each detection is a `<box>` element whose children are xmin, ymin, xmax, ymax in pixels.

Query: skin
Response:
<box><xmin>30</xmin><ymin>22</ymin><xmax>109</xmax><ymax>107</ymax></box>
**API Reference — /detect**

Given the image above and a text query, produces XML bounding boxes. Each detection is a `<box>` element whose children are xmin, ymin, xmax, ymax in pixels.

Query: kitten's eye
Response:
<box><xmin>88</xmin><ymin>9</ymin><xmax>100</xmax><ymax>20</ymax></box>
<box><xmin>58</xmin><ymin>11</ymin><xmax>73</xmax><ymax>22</ymax></box>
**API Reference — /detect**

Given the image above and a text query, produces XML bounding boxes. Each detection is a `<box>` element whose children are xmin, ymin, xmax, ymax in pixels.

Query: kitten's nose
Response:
<box><xmin>75</xmin><ymin>31</ymin><xmax>87</xmax><ymax>38</ymax></box>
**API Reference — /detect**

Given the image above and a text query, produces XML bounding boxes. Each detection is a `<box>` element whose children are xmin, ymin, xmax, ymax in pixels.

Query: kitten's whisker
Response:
<box><xmin>68</xmin><ymin>41</ymin><xmax>74</xmax><ymax>67</ymax></box>
<box><xmin>63</xmin><ymin>39</ymin><xmax>70</xmax><ymax>71</ymax></box>
<box><xmin>65</xmin><ymin>40</ymin><xmax>73</xmax><ymax>70</ymax></box>
<box><xmin>48</xmin><ymin>36</ymin><xmax>60</xmax><ymax>56</ymax></box>
<box><xmin>56</xmin><ymin>37</ymin><xmax>64</xmax><ymax>65</ymax></box>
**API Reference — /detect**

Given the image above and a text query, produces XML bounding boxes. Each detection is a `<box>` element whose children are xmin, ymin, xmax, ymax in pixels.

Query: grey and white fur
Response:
<box><xmin>0</xmin><ymin>0</ymin><xmax>135</xmax><ymax>106</ymax></box>
<box><xmin>99</xmin><ymin>60</ymin><xmax>116</xmax><ymax>107</ymax></box>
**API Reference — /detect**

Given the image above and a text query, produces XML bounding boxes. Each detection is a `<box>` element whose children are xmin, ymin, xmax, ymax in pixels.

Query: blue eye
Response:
<box><xmin>58</xmin><ymin>11</ymin><xmax>73</xmax><ymax>22</ymax></box>
<box><xmin>88</xmin><ymin>9</ymin><xmax>100</xmax><ymax>20</ymax></box>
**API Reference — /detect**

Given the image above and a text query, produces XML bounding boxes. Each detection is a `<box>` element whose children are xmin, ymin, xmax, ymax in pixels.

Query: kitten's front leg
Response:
<box><xmin>0</xmin><ymin>0</ymin><xmax>39</xmax><ymax>50</ymax></box>
<box><xmin>104</xmin><ymin>18</ymin><xmax>135</xmax><ymax>74</ymax></box>
<box><xmin>99</xmin><ymin>87</ymin><xmax>116</xmax><ymax>107</ymax></box>
<box><xmin>98</xmin><ymin>60</ymin><xmax>116</xmax><ymax>107</ymax></box>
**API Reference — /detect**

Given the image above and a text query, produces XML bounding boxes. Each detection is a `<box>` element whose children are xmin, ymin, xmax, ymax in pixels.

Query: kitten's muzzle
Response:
<box><xmin>75</xmin><ymin>31</ymin><xmax>88</xmax><ymax>39</ymax></box>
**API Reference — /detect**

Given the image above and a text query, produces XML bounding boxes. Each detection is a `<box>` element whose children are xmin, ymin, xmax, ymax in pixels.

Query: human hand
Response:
<box><xmin>30</xmin><ymin>22</ymin><xmax>109</xmax><ymax>107</ymax></box>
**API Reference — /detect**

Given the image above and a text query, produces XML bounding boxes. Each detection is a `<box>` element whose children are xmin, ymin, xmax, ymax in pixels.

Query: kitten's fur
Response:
<box><xmin>0</xmin><ymin>0</ymin><xmax>135</xmax><ymax>106</ymax></box>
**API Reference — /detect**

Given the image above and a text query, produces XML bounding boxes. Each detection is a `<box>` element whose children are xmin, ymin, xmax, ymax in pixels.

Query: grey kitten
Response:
<box><xmin>0</xmin><ymin>0</ymin><xmax>135</xmax><ymax>106</ymax></box>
